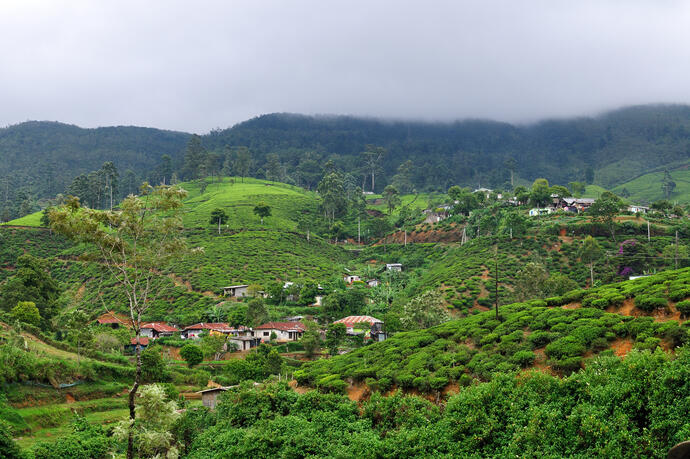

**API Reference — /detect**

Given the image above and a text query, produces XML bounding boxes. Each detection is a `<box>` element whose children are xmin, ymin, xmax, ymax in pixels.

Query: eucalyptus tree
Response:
<box><xmin>48</xmin><ymin>184</ymin><xmax>190</xmax><ymax>459</ymax></box>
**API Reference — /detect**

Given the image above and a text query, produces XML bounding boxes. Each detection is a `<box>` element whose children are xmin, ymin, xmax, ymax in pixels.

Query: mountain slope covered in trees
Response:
<box><xmin>5</xmin><ymin>103</ymin><xmax>690</xmax><ymax>221</ymax></box>
<box><xmin>0</xmin><ymin>121</ymin><xmax>189</xmax><ymax>218</ymax></box>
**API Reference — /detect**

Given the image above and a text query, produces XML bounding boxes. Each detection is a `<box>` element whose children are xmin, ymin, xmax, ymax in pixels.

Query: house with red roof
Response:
<box><xmin>140</xmin><ymin>322</ymin><xmax>179</xmax><ymax>339</ymax></box>
<box><xmin>333</xmin><ymin>315</ymin><xmax>387</xmax><ymax>342</ymax></box>
<box><xmin>254</xmin><ymin>321</ymin><xmax>306</xmax><ymax>342</ymax></box>
<box><xmin>181</xmin><ymin>323</ymin><xmax>232</xmax><ymax>339</ymax></box>
<box><xmin>95</xmin><ymin>312</ymin><xmax>132</xmax><ymax>329</ymax></box>
<box><xmin>125</xmin><ymin>337</ymin><xmax>150</xmax><ymax>353</ymax></box>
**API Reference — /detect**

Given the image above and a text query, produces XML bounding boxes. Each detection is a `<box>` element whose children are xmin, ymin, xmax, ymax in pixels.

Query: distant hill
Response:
<box><xmin>5</xmin><ymin>104</ymin><xmax>690</xmax><ymax>218</ymax></box>
<box><xmin>0</xmin><ymin>121</ymin><xmax>189</xmax><ymax>212</ymax></box>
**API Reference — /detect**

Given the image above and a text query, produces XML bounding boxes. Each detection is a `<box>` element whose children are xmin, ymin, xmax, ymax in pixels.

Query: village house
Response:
<box><xmin>367</xmin><ymin>279</ymin><xmax>380</xmax><ymax>287</ymax></box>
<box><xmin>333</xmin><ymin>315</ymin><xmax>387</xmax><ymax>341</ymax></box>
<box><xmin>562</xmin><ymin>197</ymin><xmax>595</xmax><ymax>212</ymax></box>
<box><xmin>95</xmin><ymin>312</ymin><xmax>131</xmax><ymax>329</ymax></box>
<box><xmin>423</xmin><ymin>209</ymin><xmax>448</xmax><ymax>224</ymax></box>
<box><xmin>228</xmin><ymin>336</ymin><xmax>261</xmax><ymax>351</ymax></box>
<box><xmin>386</xmin><ymin>263</ymin><xmax>402</xmax><ymax>272</ymax></box>
<box><xmin>124</xmin><ymin>337</ymin><xmax>149</xmax><ymax>353</ymax></box>
<box><xmin>198</xmin><ymin>387</ymin><xmax>228</xmax><ymax>410</ymax></box>
<box><xmin>222</xmin><ymin>284</ymin><xmax>249</xmax><ymax>298</ymax></box>
<box><xmin>181</xmin><ymin>323</ymin><xmax>232</xmax><ymax>339</ymax></box>
<box><xmin>529</xmin><ymin>208</ymin><xmax>552</xmax><ymax>217</ymax></box>
<box><xmin>628</xmin><ymin>205</ymin><xmax>649</xmax><ymax>214</ymax></box>
<box><xmin>254</xmin><ymin>321</ymin><xmax>306</xmax><ymax>342</ymax></box>
<box><xmin>140</xmin><ymin>322</ymin><xmax>179</xmax><ymax>339</ymax></box>
<box><xmin>343</xmin><ymin>274</ymin><xmax>361</xmax><ymax>283</ymax></box>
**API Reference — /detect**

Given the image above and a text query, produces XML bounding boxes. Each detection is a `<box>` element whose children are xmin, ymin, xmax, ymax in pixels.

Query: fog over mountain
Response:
<box><xmin>3</xmin><ymin>1</ymin><xmax>690</xmax><ymax>132</ymax></box>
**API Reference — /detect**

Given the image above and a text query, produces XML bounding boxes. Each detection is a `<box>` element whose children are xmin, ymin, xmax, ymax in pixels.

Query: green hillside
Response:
<box><xmin>295</xmin><ymin>268</ymin><xmax>690</xmax><ymax>394</ymax></box>
<box><xmin>1</xmin><ymin>178</ymin><xmax>351</xmax><ymax>323</ymax></box>
<box><xmin>614</xmin><ymin>167</ymin><xmax>690</xmax><ymax>204</ymax></box>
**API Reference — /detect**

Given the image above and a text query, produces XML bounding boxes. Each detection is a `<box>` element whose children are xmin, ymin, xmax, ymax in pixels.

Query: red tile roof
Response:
<box><xmin>182</xmin><ymin>323</ymin><xmax>232</xmax><ymax>332</ymax></box>
<box><xmin>255</xmin><ymin>321</ymin><xmax>306</xmax><ymax>332</ymax></box>
<box><xmin>96</xmin><ymin>312</ymin><xmax>131</xmax><ymax>327</ymax></box>
<box><xmin>129</xmin><ymin>337</ymin><xmax>150</xmax><ymax>346</ymax></box>
<box><xmin>333</xmin><ymin>315</ymin><xmax>382</xmax><ymax>327</ymax></box>
<box><xmin>140</xmin><ymin>322</ymin><xmax>179</xmax><ymax>333</ymax></box>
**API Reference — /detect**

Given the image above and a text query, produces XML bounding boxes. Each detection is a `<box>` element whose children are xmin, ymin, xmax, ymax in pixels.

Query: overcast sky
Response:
<box><xmin>2</xmin><ymin>0</ymin><xmax>690</xmax><ymax>133</ymax></box>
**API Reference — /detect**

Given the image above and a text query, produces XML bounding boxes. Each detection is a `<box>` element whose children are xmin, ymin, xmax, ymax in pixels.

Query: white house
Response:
<box><xmin>253</xmin><ymin>321</ymin><xmax>306</xmax><ymax>342</ymax></box>
<box><xmin>386</xmin><ymin>263</ymin><xmax>402</xmax><ymax>272</ymax></box>
<box><xmin>529</xmin><ymin>208</ymin><xmax>552</xmax><ymax>217</ymax></box>
<box><xmin>343</xmin><ymin>274</ymin><xmax>361</xmax><ymax>283</ymax></box>
<box><xmin>367</xmin><ymin>279</ymin><xmax>380</xmax><ymax>287</ymax></box>
<box><xmin>223</xmin><ymin>285</ymin><xmax>249</xmax><ymax>297</ymax></box>
<box><xmin>228</xmin><ymin>336</ymin><xmax>261</xmax><ymax>351</ymax></box>
<box><xmin>628</xmin><ymin>205</ymin><xmax>649</xmax><ymax>214</ymax></box>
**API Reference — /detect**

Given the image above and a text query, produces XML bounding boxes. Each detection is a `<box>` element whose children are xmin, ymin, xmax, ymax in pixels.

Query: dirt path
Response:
<box><xmin>610</xmin><ymin>338</ymin><xmax>634</xmax><ymax>357</ymax></box>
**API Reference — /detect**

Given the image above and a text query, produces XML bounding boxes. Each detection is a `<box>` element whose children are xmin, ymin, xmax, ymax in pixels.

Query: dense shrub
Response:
<box><xmin>544</xmin><ymin>336</ymin><xmax>586</xmax><ymax>360</ymax></box>
<box><xmin>635</xmin><ymin>295</ymin><xmax>668</xmax><ymax>312</ymax></box>
<box><xmin>31</xmin><ymin>416</ymin><xmax>112</xmax><ymax>459</ymax></box>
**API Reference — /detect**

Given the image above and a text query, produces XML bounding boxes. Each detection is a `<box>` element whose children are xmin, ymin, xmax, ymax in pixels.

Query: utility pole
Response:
<box><xmin>495</xmin><ymin>246</ymin><xmax>499</xmax><ymax>321</ymax></box>
<box><xmin>673</xmin><ymin>230</ymin><xmax>678</xmax><ymax>269</ymax></box>
<box><xmin>357</xmin><ymin>217</ymin><xmax>361</xmax><ymax>244</ymax></box>
<box><xmin>647</xmin><ymin>220</ymin><xmax>651</xmax><ymax>242</ymax></box>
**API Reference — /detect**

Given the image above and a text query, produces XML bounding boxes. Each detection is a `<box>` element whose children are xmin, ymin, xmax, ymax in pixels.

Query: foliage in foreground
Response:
<box><xmin>183</xmin><ymin>348</ymin><xmax>690</xmax><ymax>458</ymax></box>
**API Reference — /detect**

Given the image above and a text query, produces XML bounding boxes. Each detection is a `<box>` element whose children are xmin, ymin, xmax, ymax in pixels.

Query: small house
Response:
<box><xmin>228</xmin><ymin>336</ymin><xmax>261</xmax><ymax>351</ymax></box>
<box><xmin>254</xmin><ymin>321</ymin><xmax>306</xmax><ymax>342</ymax></box>
<box><xmin>563</xmin><ymin>198</ymin><xmax>595</xmax><ymax>212</ymax></box>
<box><xmin>124</xmin><ymin>337</ymin><xmax>149</xmax><ymax>353</ymax></box>
<box><xmin>529</xmin><ymin>208</ymin><xmax>552</xmax><ymax>217</ymax></box>
<box><xmin>343</xmin><ymin>274</ymin><xmax>361</xmax><ymax>284</ymax></box>
<box><xmin>198</xmin><ymin>387</ymin><xmax>229</xmax><ymax>410</ymax></box>
<box><xmin>181</xmin><ymin>323</ymin><xmax>232</xmax><ymax>339</ymax></box>
<box><xmin>95</xmin><ymin>312</ymin><xmax>131</xmax><ymax>329</ymax></box>
<box><xmin>223</xmin><ymin>285</ymin><xmax>249</xmax><ymax>298</ymax></box>
<box><xmin>140</xmin><ymin>322</ymin><xmax>179</xmax><ymax>339</ymax></box>
<box><xmin>386</xmin><ymin>263</ymin><xmax>402</xmax><ymax>272</ymax></box>
<box><xmin>333</xmin><ymin>315</ymin><xmax>383</xmax><ymax>335</ymax></box>
<box><xmin>628</xmin><ymin>205</ymin><xmax>649</xmax><ymax>214</ymax></box>
<box><xmin>367</xmin><ymin>279</ymin><xmax>380</xmax><ymax>288</ymax></box>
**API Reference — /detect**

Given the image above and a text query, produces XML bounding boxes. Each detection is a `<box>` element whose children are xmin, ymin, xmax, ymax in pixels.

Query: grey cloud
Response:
<box><xmin>2</xmin><ymin>0</ymin><xmax>690</xmax><ymax>132</ymax></box>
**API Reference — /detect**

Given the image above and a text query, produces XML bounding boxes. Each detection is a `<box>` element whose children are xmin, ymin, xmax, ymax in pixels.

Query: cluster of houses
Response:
<box><xmin>96</xmin><ymin>311</ymin><xmax>387</xmax><ymax>354</ymax></box>
<box><xmin>529</xmin><ymin>195</ymin><xmax>650</xmax><ymax>217</ymax></box>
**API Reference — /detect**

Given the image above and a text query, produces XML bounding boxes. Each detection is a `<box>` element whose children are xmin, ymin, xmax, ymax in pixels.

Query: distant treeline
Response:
<box><xmin>5</xmin><ymin>104</ymin><xmax>690</xmax><ymax>220</ymax></box>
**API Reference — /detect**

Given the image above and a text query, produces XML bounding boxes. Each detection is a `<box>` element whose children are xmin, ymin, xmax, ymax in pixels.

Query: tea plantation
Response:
<box><xmin>295</xmin><ymin>268</ymin><xmax>690</xmax><ymax>394</ymax></box>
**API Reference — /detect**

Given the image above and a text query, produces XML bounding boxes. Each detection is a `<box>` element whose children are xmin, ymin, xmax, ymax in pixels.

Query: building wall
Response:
<box><xmin>202</xmin><ymin>391</ymin><xmax>223</xmax><ymax>409</ymax></box>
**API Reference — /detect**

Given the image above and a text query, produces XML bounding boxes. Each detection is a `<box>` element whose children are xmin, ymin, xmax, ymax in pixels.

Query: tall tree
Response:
<box><xmin>317</xmin><ymin>173</ymin><xmax>347</xmax><ymax>224</ymax></box>
<box><xmin>100</xmin><ymin>161</ymin><xmax>119</xmax><ymax>210</ymax></box>
<box><xmin>182</xmin><ymin>135</ymin><xmax>207</xmax><ymax>180</ymax></box>
<box><xmin>49</xmin><ymin>184</ymin><xmax>189</xmax><ymax>459</ymax></box>
<box><xmin>233</xmin><ymin>146</ymin><xmax>252</xmax><ymax>182</ymax></box>
<box><xmin>391</xmin><ymin>160</ymin><xmax>415</xmax><ymax>193</ymax></box>
<box><xmin>382</xmin><ymin>185</ymin><xmax>401</xmax><ymax>215</ymax></box>
<box><xmin>529</xmin><ymin>178</ymin><xmax>552</xmax><ymax>208</ymax></box>
<box><xmin>0</xmin><ymin>254</ymin><xmax>60</xmax><ymax>324</ymax></box>
<box><xmin>360</xmin><ymin>145</ymin><xmax>386</xmax><ymax>192</ymax></box>
<box><xmin>588</xmin><ymin>191</ymin><xmax>624</xmax><ymax>241</ymax></box>
<box><xmin>579</xmin><ymin>236</ymin><xmax>603</xmax><ymax>286</ymax></box>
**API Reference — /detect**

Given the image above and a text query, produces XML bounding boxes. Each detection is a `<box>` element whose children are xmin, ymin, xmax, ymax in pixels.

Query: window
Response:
<box><xmin>263</xmin><ymin>331</ymin><xmax>270</xmax><ymax>337</ymax></box>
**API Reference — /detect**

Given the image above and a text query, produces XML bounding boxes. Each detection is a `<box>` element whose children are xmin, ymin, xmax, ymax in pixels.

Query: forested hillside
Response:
<box><xmin>205</xmin><ymin>104</ymin><xmax>690</xmax><ymax>193</ymax></box>
<box><xmin>6</xmin><ymin>104</ymin><xmax>690</xmax><ymax>222</ymax></box>
<box><xmin>0</xmin><ymin>121</ymin><xmax>189</xmax><ymax>219</ymax></box>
